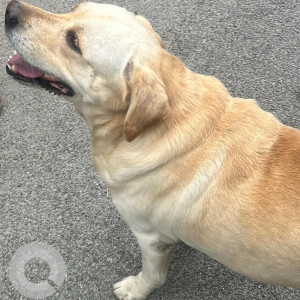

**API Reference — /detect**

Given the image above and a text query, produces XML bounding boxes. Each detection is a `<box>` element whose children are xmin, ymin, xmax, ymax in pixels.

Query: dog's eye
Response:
<box><xmin>67</xmin><ymin>31</ymin><xmax>81</xmax><ymax>54</ymax></box>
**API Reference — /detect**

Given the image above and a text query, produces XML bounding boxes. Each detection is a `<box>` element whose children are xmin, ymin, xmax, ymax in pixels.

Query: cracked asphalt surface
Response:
<box><xmin>0</xmin><ymin>0</ymin><xmax>299</xmax><ymax>299</ymax></box>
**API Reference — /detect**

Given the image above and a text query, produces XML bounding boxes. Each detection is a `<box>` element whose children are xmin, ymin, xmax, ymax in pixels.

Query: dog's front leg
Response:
<box><xmin>113</xmin><ymin>229</ymin><xmax>174</xmax><ymax>300</ymax></box>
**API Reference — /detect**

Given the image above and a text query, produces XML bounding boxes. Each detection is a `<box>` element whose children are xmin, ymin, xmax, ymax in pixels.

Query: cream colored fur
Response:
<box><xmin>6</xmin><ymin>2</ymin><xmax>300</xmax><ymax>299</ymax></box>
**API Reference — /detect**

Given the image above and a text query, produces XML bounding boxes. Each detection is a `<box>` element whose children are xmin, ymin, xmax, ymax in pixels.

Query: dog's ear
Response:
<box><xmin>123</xmin><ymin>63</ymin><xmax>170</xmax><ymax>142</ymax></box>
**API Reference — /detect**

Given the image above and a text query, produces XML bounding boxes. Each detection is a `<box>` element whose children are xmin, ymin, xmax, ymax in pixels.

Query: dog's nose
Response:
<box><xmin>5</xmin><ymin>0</ymin><xmax>21</xmax><ymax>28</ymax></box>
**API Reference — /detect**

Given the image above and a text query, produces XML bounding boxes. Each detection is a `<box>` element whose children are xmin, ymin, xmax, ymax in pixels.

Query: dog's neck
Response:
<box><xmin>79</xmin><ymin>51</ymin><xmax>233</xmax><ymax>186</ymax></box>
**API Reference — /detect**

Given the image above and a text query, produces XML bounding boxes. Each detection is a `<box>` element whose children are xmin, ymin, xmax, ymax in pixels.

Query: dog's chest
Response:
<box><xmin>107</xmin><ymin>163</ymin><xmax>219</xmax><ymax>239</ymax></box>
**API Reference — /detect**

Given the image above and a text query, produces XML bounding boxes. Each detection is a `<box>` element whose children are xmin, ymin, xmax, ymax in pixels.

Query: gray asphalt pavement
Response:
<box><xmin>0</xmin><ymin>0</ymin><xmax>299</xmax><ymax>299</ymax></box>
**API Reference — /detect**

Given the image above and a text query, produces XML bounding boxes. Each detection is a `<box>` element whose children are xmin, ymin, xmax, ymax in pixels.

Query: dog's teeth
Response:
<box><xmin>7</xmin><ymin>64</ymin><xmax>12</xmax><ymax>69</ymax></box>
<box><xmin>11</xmin><ymin>65</ymin><xmax>18</xmax><ymax>73</ymax></box>
<box><xmin>44</xmin><ymin>74</ymin><xmax>55</xmax><ymax>79</ymax></box>
<box><xmin>13</xmin><ymin>50</ymin><xmax>17</xmax><ymax>55</ymax></box>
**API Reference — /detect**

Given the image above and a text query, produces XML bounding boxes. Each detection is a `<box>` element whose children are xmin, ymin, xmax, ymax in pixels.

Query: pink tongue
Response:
<box><xmin>8</xmin><ymin>53</ymin><xmax>45</xmax><ymax>78</ymax></box>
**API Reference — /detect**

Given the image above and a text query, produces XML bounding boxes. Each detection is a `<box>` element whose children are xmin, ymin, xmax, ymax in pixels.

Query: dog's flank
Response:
<box><xmin>5</xmin><ymin>1</ymin><xmax>300</xmax><ymax>299</ymax></box>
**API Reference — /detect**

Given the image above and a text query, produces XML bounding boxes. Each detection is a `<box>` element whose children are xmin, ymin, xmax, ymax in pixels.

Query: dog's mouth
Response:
<box><xmin>6</xmin><ymin>52</ymin><xmax>75</xmax><ymax>96</ymax></box>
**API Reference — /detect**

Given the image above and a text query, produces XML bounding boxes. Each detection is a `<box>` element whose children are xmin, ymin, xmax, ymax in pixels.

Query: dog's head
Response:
<box><xmin>5</xmin><ymin>1</ymin><xmax>170</xmax><ymax>141</ymax></box>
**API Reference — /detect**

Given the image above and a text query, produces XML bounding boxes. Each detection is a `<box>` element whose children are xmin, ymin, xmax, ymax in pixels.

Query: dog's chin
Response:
<box><xmin>6</xmin><ymin>52</ymin><xmax>75</xmax><ymax>97</ymax></box>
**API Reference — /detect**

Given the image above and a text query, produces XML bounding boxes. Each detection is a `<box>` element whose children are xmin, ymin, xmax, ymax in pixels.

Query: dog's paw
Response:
<box><xmin>113</xmin><ymin>274</ymin><xmax>152</xmax><ymax>300</ymax></box>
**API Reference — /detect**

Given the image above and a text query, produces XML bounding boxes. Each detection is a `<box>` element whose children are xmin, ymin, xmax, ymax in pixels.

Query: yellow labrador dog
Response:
<box><xmin>5</xmin><ymin>1</ymin><xmax>300</xmax><ymax>299</ymax></box>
